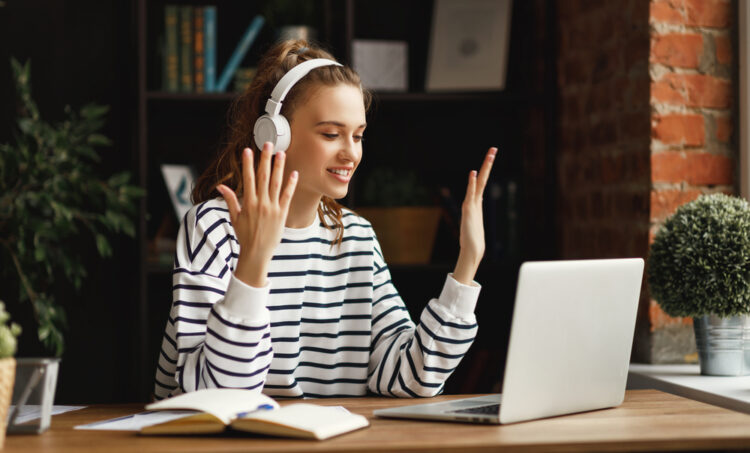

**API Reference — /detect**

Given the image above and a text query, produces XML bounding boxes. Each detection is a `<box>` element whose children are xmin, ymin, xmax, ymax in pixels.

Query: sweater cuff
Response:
<box><xmin>437</xmin><ymin>273</ymin><xmax>482</xmax><ymax>315</ymax></box>
<box><xmin>217</xmin><ymin>273</ymin><xmax>271</xmax><ymax>320</ymax></box>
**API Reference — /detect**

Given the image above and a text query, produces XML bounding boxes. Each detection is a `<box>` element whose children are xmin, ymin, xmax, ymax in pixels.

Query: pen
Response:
<box><xmin>236</xmin><ymin>404</ymin><xmax>275</xmax><ymax>418</ymax></box>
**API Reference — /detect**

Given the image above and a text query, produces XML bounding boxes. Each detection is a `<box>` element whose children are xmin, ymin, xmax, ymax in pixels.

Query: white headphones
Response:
<box><xmin>253</xmin><ymin>58</ymin><xmax>342</xmax><ymax>154</ymax></box>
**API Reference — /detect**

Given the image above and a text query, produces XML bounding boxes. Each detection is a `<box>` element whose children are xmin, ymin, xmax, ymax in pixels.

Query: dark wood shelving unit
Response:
<box><xmin>134</xmin><ymin>0</ymin><xmax>556</xmax><ymax>399</ymax></box>
<box><xmin>146</xmin><ymin>91</ymin><xmax>237</xmax><ymax>101</ymax></box>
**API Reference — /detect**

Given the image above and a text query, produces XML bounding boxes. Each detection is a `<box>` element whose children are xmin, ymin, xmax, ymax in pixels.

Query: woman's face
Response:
<box><xmin>285</xmin><ymin>84</ymin><xmax>367</xmax><ymax>201</ymax></box>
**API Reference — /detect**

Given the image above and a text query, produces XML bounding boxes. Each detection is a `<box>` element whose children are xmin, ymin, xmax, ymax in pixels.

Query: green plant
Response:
<box><xmin>0</xmin><ymin>58</ymin><xmax>144</xmax><ymax>356</ymax></box>
<box><xmin>360</xmin><ymin>167</ymin><xmax>431</xmax><ymax>207</ymax></box>
<box><xmin>0</xmin><ymin>302</ymin><xmax>21</xmax><ymax>359</ymax></box>
<box><xmin>648</xmin><ymin>193</ymin><xmax>750</xmax><ymax>318</ymax></box>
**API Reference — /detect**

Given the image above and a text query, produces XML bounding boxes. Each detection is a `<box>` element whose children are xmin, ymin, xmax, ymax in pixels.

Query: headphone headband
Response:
<box><xmin>264</xmin><ymin>58</ymin><xmax>342</xmax><ymax>117</ymax></box>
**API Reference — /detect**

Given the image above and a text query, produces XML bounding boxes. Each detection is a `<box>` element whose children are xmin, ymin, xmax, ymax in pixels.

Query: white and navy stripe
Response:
<box><xmin>154</xmin><ymin>198</ymin><xmax>480</xmax><ymax>400</ymax></box>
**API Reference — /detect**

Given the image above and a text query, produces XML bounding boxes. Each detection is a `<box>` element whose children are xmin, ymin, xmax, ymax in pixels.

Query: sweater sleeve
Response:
<box><xmin>366</xmin><ymin>235</ymin><xmax>480</xmax><ymax>397</ymax></box>
<box><xmin>153</xmin><ymin>202</ymin><xmax>273</xmax><ymax>399</ymax></box>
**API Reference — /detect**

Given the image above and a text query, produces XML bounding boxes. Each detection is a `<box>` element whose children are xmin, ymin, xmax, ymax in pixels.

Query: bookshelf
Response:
<box><xmin>134</xmin><ymin>0</ymin><xmax>556</xmax><ymax>399</ymax></box>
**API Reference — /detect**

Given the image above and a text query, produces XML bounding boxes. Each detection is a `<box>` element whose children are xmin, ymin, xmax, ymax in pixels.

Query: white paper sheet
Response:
<box><xmin>75</xmin><ymin>410</ymin><xmax>196</xmax><ymax>431</ymax></box>
<box><xmin>8</xmin><ymin>405</ymin><xmax>85</xmax><ymax>424</ymax></box>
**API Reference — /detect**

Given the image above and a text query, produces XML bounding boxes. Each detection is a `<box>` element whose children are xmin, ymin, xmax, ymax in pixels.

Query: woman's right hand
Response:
<box><xmin>216</xmin><ymin>142</ymin><xmax>298</xmax><ymax>287</ymax></box>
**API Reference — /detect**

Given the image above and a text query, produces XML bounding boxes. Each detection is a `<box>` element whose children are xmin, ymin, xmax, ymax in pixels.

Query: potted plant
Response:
<box><xmin>647</xmin><ymin>193</ymin><xmax>750</xmax><ymax>376</ymax></box>
<box><xmin>0</xmin><ymin>302</ymin><xmax>20</xmax><ymax>447</ymax></box>
<box><xmin>355</xmin><ymin>167</ymin><xmax>442</xmax><ymax>265</ymax></box>
<box><xmin>0</xmin><ymin>58</ymin><xmax>143</xmax><ymax>359</ymax></box>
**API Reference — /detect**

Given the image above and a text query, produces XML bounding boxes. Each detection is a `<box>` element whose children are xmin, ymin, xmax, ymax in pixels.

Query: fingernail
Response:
<box><xmin>291</xmin><ymin>171</ymin><xmax>298</xmax><ymax>179</ymax></box>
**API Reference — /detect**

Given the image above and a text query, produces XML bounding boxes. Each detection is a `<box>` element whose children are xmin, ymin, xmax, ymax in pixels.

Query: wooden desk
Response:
<box><xmin>7</xmin><ymin>390</ymin><xmax>750</xmax><ymax>452</ymax></box>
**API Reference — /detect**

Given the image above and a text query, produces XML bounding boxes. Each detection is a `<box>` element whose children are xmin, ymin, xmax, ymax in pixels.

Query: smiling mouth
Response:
<box><xmin>327</xmin><ymin>168</ymin><xmax>352</xmax><ymax>177</ymax></box>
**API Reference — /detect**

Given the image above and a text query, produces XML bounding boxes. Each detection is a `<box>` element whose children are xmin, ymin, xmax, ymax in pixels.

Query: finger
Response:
<box><xmin>475</xmin><ymin>147</ymin><xmax>497</xmax><ymax>197</ymax></box>
<box><xmin>465</xmin><ymin>170</ymin><xmax>477</xmax><ymax>203</ymax></box>
<box><xmin>256</xmin><ymin>142</ymin><xmax>273</xmax><ymax>201</ymax></box>
<box><xmin>242</xmin><ymin>148</ymin><xmax>256</xmax><ymax>205</ymax></box>
<box><xmin>217</xmin><ymin>184</ymin><xmax>241</xmax><ymax>220</ymax></box>
<box><xmin>279</xmin><ymin>170</ymin><xmax>299</xmax><ymax>211</ymax></box>
<box><xmin>269</xmin><ymin>151</ymin><xmax>286</xmax><ymax>203</ymax></box>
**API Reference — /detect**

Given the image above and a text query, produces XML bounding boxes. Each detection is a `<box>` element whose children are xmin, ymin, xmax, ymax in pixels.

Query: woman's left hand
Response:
<box><xmin>453</xmin><ymin>147</ymin><xmax>498</xmax><ymax>286</ymax></box>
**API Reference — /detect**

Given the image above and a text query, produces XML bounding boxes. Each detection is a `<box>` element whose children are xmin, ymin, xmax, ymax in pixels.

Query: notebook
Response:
<box><xmin>140</xmin><ymin>388</ymin><xmax>369</xmax><ymax>440</ymax></box>
<box><xmin>374</xmin><ymin>258</ymin><xmax>644</xmax><ymax>424</ymax></box>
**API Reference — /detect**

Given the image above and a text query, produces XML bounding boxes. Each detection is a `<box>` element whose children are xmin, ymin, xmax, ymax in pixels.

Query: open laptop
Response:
<box><xmin>374</xmin><ymin>258</ymin><xmax>644</xmax><ymax>424</ymax></box>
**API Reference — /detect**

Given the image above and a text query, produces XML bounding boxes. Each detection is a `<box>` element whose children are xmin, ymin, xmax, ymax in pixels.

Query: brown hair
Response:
<box><xmin>192</xmin><ymin>39</ymin><xmax>371</xmax><ymax>246</ymax></box>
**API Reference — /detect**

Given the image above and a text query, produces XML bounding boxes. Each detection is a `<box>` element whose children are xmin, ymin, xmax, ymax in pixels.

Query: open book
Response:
<box><xmin>140</xmin><ymin>389</ymin><xmax>369</xmax><ymax>440</ymax></box>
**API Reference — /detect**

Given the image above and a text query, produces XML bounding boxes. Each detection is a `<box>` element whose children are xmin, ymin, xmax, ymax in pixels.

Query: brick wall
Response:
<box><xmin>647</xmin><ymin>0</ymin><xmax>736</xmax><ymax>362</ymax></box>
<box><xmin>556</xmin><ymin>0</ymin><xmax>737</xmax><ymax>363</ymax></box>
<box><xmin>556</xmin><ymin>0</ymin><xmax>651</xmax><ymax>259</ymax></box>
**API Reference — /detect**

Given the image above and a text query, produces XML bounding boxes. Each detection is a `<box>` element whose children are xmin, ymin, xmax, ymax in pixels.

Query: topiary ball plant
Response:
<box><xmin>648</xmin><ymin>193</ymin><xmax>750</xmax><ymax>318</ymax></box>
<box><xmin>0</xmin><ymin>301</ymin><xmax>21</xmax><ymax>359</ymax></box>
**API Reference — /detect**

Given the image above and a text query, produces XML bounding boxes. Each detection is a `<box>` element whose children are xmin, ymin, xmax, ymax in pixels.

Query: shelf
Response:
<box><xmin>144</xmin><ymin>90</ymin><xmax>539</xmax><ymax>105</ymax></box>
<box><xmin>371</xmin><ymin>90</ymin><xmax>539</xmax><ymax>104</ymax></box>
<box><xmin>628</xmin><ymin>363</ymin><xmax>750</xmax><ymax>416</ymax></box>
<box><xmin>146</xmin><ymin>91</ymin><xmax>239</xmax><ymax>101</ymax></box>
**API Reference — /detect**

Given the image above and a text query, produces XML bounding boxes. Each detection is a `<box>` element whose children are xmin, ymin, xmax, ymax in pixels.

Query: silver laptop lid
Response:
<box><xmin>499</xmin><ymin>258</ymin><xmax>644</xmax><ymax>424</ymax></box>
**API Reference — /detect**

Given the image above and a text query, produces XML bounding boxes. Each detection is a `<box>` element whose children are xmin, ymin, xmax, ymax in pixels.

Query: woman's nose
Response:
<box><xmin>340</xmin><ymin>137</ymin><xmax>360</xmax><ymax>161</ymax></box>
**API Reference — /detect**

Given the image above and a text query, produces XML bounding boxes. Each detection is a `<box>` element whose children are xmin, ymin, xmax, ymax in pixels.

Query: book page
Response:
<box><xmin>76</xmin><ymin>411</ymin><xmax>195</xmax><ymax>431</ymax></box>
<box><xmin>146</xmin><ymin>389</ymin><xmax>279</xmax><ymax>424</ymax></box>
<box><xmin>233</xmin><ymin>404</ymin><xmax>369</xmax><ymax>440</ymax></box>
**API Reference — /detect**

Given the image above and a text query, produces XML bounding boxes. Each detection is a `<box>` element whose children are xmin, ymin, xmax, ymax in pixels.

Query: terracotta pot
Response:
<box><xmin>356</xmin><ymin>206</ymin><xmax>442</xmax><ymax>265</ymax></box>
<box><xmin>0</xmin><ymin>358</ymin><xmax>15</xmax><ymax>447</ymax></box>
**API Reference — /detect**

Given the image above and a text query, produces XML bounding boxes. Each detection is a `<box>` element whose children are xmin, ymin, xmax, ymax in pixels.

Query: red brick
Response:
<box><xmin>715</xmin><ymin>115</ymin><xmax>732</xmax><ymax>142</ymax></box>
<box><xmin>683</xmin><ymin>0</ymin><xmax>732</xmax><ymax>28</ymax></box>
<box><xmin>651</xmin><ymin>152</ymin><xmax>733</xmax><ymax>185</ymax></box>
<box><xmin>650</xmin><ymin>33</ymin><xmax>703</xmax><ymax>68</ymax></box>
<box><xmin>651</xmin><ymin>73</ymin><xmax>732</xmax><ymax>108</ymax></box>
<box><xmin>715</xmin><ymin>34</ymin><xmax>732</xmax><ymax>65</ymax></box>
<box><xmin>650</xmin><ymin>188</ymin><xmax>702</xmax><ymax>221</ymax></box>
<box><xmin>648</xmin><ymin>299</ymin><xmax>693</xmax><ymax>332</ymax></box>
<box><xmin>651</xmin><ymin>80</ymin><xmax>685</xmax><ymax>105</ymax></box>
<box><xmin>651</xmin><ymin>114</ymin><xmax>705</xmax><ymax>146</ymax></box>
<box><xmin>650</xmin><ymin>0</ymin><xmax>731</xmax><ymax>28</ymax></box>
<box><xmin>650</xmin><ymin>0</ymin><xmax>684</xmax><ymax>24</ymax></box>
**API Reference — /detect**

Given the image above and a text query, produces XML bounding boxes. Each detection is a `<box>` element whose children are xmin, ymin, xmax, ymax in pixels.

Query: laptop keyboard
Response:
<box><xmin>450</xmin><ymin>403</ymin><xmax>500</xmax><ymax>415</ymax></box>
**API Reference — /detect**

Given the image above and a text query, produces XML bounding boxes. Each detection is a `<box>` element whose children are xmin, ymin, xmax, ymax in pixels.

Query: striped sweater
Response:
<box><xmin>154</xmin><ymin>198</ymin><xmax>480</xmax><ymax>399</ymax></box>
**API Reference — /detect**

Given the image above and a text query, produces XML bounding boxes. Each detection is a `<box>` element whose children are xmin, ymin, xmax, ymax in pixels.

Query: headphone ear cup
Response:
<box><xmin>253</xmin><ymin>114</ymin><xmax>291</xmax><ymax>153</ymax></box>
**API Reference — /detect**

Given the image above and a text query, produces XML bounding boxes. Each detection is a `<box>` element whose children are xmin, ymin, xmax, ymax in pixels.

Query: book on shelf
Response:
<box><xmin>164</xmin><ymin>5</ymin><xmax>179</xmax><ymax>92</ymax></box>
<box><xmin>193</xmin><ymin>6</ymin><xmax>205</xmax><ymax>93</ymax></box>
<box><xmin>179</xmin><ymin>6</ymin><xmax>193</xmax><ymax>92</ymax></box>
<box><xmin>204</xmin><ymin>6</ymin><xmax>217</xmax><ymax>92</ymax></box>
<box><xmin>215</xmin><ymin>15</ymin><xmax>264</xmax><ymax>92</ymax></box>
<box><xmin>161</xmin><ymin>5</ymin><xmax>258</xmax><ymax>93</ymax></box>
<box><xmin>141</xmin><ymin>389</ymin><xmax>370</xmax><ymax>440</ymax></box>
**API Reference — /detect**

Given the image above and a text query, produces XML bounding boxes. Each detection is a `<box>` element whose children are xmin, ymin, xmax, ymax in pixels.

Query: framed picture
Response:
<box><xmin>426</xmin><ymin>0</ymin><xmax>513</xmax><ymax>91</ymax></box>
<box><xmin>352</xmin><ymin>39</ymin><xmax>409</xmax><ymax>92</ymax></box>
<box><xmin>161</xmin><ymin>164</ymin><xmax>196</xmax><ymax>221</ymax></box>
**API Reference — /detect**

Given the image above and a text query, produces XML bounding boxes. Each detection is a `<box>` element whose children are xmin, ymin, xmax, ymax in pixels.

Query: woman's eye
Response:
<box><xmin>322</xmin><ymin>133</ymin><xmax>338</xmax><ymax>139</ymax></box>
<box><xmin>354</xmin><ymin>135</ymin><xmax>364</xmax><ymax>142</ymax></box>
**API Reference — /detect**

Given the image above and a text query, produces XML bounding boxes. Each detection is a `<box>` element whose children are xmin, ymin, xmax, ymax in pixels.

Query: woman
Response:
<box><xmin>154</xmin><ymin>39</ymin><xmax>497</xmax><ymax>399</ymax></box>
